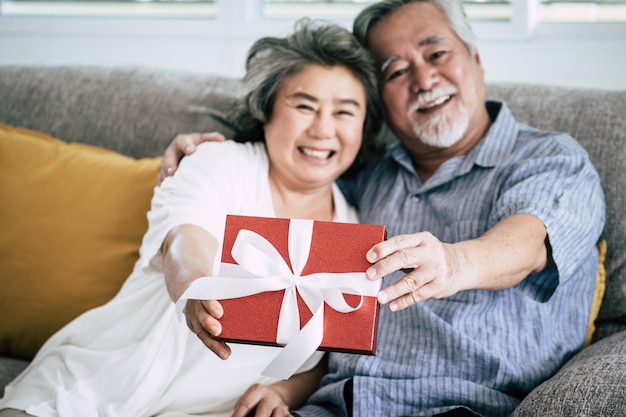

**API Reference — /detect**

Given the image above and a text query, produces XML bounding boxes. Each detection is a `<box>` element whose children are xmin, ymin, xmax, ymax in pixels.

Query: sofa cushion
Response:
<box><xmin>512</xmin><ymin>330</ymin><xmax>626</xmax><ymax>416</ymax></box>
<box><xmin>0</xmin><ymin>124</ymin><xmax>161</xmax><ymax>360</ymax></box>
<box><xmin>0</xmin><ymin>356</ymin><xmax>29</xmax><ymax>398</ymax></box>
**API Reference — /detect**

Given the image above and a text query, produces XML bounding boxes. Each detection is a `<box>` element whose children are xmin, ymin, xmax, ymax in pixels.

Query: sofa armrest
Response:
<box><xmin>512</xmin><ymin>330</ymin><xmax>626</xmax><ymax>416</ymax></box>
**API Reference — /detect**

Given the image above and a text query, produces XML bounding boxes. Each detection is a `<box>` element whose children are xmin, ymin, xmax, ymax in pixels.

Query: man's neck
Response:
<box><xmin>407</xmin><ymin>107</ymin><xmax>492</xmax><ymax>182</ymax></box>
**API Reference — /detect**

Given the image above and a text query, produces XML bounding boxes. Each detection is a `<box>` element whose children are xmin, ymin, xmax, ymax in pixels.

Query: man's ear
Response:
<box><xmin>473</xmin><ymin>49</ymin><xmax>482</xmax><ymax>66</ymax></box>
<box><xmin>473</xmin><ymin>49</ymin><xmax>486</xmax><ymax>79</ymax></box>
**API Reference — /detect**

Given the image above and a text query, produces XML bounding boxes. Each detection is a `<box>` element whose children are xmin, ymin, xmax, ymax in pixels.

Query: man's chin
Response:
<box><xmin>411</xmin><ymin>118</ymin><xmax>468</xmax><ymax>148</ymax></box>
<box><xmin>412</xmin><ymin>128</ymin><xmax>464</xmax><ymax>148</ymax></box>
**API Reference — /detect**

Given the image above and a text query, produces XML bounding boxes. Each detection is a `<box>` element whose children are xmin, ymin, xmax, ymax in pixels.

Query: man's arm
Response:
<box><xmin>157</xmin><ymin>132</ymin><xmax>226</xmax><ymax>184</ymax></box>
<box><xmin>366</xmin><ymin>213</ymin><xmax>548</xmax><ymax>312</ymax></box>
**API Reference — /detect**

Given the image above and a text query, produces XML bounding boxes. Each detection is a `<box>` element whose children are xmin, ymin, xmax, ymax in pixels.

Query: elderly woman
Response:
<box><xmin>0</xmin><ymin>19</ymin><xmax>384</xmax><ymax>417</ymax></box>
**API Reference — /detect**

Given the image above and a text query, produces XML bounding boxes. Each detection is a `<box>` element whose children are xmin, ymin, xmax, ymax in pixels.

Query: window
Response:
<box><xmin>2</xmin><ymin>0</ymin><xmax>624</xmax><ymax>24</ymax></box>
<box><xmin>264</xmin><ymin>0</ymin><xmax>626</xmax><ymax>22</ymax></box>
<box><xmin>1</xmin><ymin>0</ymin><xmax>624</xmax><ymax>90</ymax></box>
<box><xmin>0</xmin><ymin>0</ymin><xmax>216</xmax><ymax>17</ymax></box>
<box><xmin>540</xmin><ymin>0</ymin><xmax>626</xmax><ymax>22</ymax></box>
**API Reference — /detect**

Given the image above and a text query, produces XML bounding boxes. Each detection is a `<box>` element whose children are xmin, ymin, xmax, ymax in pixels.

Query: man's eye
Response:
<box><xmin>296</xmin><ymin>104</ymin><xmax>314</xmax><ymax>111</ymax></box>
<box><xmin>386</xmin><ymin>68</ymin><xmax>407</xmax><ymax>81</ymax></box>
<box><xmin>430</xmin><ymin>51</ymin><xmax>446</xmax><ymax>61</ymax></box>
<box><xmin>337</xmin><ymin>110</ymin><xmax>355</xmax><ymax>116</ymax></box>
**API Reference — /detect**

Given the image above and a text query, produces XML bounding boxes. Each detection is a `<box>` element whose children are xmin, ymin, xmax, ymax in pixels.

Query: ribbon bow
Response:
<box><xmin>176</xmin><ymin>218</ymin><xmax>376</xmax><ymax>379</ymax></box>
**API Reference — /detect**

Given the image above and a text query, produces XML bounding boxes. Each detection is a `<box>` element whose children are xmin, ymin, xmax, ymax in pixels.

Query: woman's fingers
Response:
<box><xmin>184</xmin><ymin>299</ymin><xmax>231</xmax><ymax>359</ymax></box>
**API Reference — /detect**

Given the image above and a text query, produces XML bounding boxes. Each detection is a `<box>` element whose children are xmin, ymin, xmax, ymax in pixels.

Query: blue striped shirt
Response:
<box><xmin>295</xmin><ymin>101</ymin><xmax>605</xmax><ymax>417</ymax></box>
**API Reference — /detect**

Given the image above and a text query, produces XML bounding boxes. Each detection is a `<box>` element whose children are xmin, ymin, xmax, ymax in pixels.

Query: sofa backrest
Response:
<box><xmin>1</xmin><ymin>66</ymin><xmax>624</xmax><ymax>342</ymax></box>
<box><xmin>487</xmin><ymin>83</ymin><xmax>626</xmax><ymax>340</ymax></box>
<box><xmin>0</xmin><ymin>66</ymin><xmax>239</xmax><ymax>159</ymax></box>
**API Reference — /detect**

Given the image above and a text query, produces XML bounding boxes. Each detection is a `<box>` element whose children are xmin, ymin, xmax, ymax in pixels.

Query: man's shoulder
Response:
<box><xmin>490</xmin><ymin>99</ymin><xmax>586</xmax><ymax>153</ymax></box>
<box><xmin>514</xmin><ymin>121</ymin><xmax>588</xmax><ymax>158</ymax></box>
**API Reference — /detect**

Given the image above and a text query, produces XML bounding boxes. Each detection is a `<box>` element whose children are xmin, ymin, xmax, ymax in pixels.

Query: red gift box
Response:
<box><xmin>177</xmin><ymin>214</ymin><xmax>386</xmax><ymax>379</ymax></box>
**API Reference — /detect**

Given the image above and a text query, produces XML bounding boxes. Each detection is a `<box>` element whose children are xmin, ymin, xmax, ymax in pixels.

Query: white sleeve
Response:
<box><xmin>138</xmin><ymin>141</ymin><xmax>265</xmax><ymax>270</ymax></box>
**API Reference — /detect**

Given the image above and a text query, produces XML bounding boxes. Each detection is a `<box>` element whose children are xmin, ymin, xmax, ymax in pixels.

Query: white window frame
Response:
<box><xmin>1</xmin><ymin>0</ymin><xmax>625</xmax><ymax>88</ymax></box>
<box><xmin>1</xmin><ymin>0</ymin><xmax>624</xmax><ymax>39</ymax></box>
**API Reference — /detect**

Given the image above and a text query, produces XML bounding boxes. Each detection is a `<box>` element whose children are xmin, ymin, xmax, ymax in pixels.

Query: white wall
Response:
<box><xmin>1</xmin><ymin>13</ymin><xmax>625</xmax><ymax>91</ymax></box>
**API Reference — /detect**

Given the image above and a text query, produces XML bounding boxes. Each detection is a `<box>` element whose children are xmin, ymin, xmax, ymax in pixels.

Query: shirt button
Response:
<box><xmin>411</xmin><ymin>194</ymin><xmax>421</xmax><ymax>202</ymax></box>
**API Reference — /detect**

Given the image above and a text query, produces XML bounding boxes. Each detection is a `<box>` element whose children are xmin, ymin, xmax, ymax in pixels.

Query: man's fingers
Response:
<box><xmin>366</xmin><ymin>234</ymin><xmax>428</xmax><ymax>278</ymax></box>
<box><xmin>200</xmin><ymin>131</ymin><xmax>226</xmax><ymax>143</ymax></box>
<box><xmin>378</xmin><ymin>271</ymin><xmax>428</xmax><ymax>305</ymax></box>
<box><xmin>158</xmin><ymin>132</ymin><xmax>223</xmax><ymax>185</ymax></box>
<box><xmin>366</xmin><ymin>234</ymin><xmax>424</xmax><ymax>262</ymax></box>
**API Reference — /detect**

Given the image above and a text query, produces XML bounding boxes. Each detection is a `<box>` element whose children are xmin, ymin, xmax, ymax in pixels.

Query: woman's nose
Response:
<box><xmin>308</xmin><ymin>112</ymin><xmax>334</xmax><ymax>139</ymax></box>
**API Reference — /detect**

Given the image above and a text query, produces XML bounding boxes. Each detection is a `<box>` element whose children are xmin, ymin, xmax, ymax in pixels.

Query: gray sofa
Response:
<box><xmin>1</xmin><ymin>65</ymin><xmax>624</xmax><ymax>415</ymax></box>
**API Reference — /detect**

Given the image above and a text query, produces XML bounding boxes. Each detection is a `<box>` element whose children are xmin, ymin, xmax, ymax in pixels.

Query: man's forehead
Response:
<box><xmin>375</xmin><ymin>34</ymin><xmax>448</xmax><ymax>71</ymax></box>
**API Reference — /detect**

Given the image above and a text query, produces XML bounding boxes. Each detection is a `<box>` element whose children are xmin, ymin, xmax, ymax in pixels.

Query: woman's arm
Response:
<box><xmin>232</xmin><ymin>355</ymin><xmax>329</xmax><ymax>417</ymax></box>
<box><xmin>162</xmin><ymin>223</ymin><xmax>232</xmax><ymax>359</ymax></box>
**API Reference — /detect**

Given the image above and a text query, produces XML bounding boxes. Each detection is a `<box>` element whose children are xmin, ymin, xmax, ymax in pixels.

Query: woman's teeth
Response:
<box><xmin>299</xmin><ymin>147</ymin><xmax>333</xmax><ymax>159</ymax></box>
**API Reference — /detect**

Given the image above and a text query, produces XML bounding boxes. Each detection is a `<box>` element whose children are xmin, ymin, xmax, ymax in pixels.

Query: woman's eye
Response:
<box><xmin>296</xmin><ymin>104</ymin><xmax>314</xmax><ymax>111</ymax></box>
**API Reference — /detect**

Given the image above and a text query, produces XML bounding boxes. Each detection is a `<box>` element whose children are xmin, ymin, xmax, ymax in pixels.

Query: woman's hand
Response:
<box><xmin>161</xmin><ymin>224</ymin><xmax>231</xmax><ymax>359</ymax></box>
<box><xmin>183</xmin><ymin>298</ymin><xmax>232</xmax><ymax>360</ymax></box>
<box><xmin>232</xmin><ymin>383</ymin><xmax>292</xmax><ymax>417</ymax></box>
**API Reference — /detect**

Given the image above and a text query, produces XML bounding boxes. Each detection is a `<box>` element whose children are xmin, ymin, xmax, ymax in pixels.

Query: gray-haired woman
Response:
<box><xmin>0</xmin><ymin>19</ymin><xmax>384</xmax><ymax>417</ymax></box>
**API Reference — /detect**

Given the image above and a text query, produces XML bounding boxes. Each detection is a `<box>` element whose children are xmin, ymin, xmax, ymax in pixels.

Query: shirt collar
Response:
<box><xmin>471</xmin><ymin>101</ymin><xmax>518</xmax><ymax>168</ymax></box>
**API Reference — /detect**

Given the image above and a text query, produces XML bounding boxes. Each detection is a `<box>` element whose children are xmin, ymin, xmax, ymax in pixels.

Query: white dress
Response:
<box><xmin>0</xmin><ymin>141</ymin><xmax>359</xmax><ymax>417</ymax></box>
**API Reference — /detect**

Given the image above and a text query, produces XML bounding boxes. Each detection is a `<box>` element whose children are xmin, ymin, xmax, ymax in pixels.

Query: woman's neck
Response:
<box><xmin>268</xmin><ymin>177</ymin><xmax>335</xmax><ymax>222</ymax></box>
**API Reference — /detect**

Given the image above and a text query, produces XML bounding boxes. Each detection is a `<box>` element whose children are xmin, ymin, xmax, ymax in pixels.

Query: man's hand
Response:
<box><xmin>157</xmin><ymin>132</ymin><xmax>226</xmax><ymax>184</ymax></box>
<box><xmin>183</xmin><ymin>298</ymin><xmax>232</xmax><ymax>360</ymax></box>
<box><xmin>232</xmin><ymin>383</ymin><xmax>292</xmax><ymax>417</ymax></box>
<box><xmin>364</xmin><ymin>214</ymin><xmax>549</xmax><ymax>312</ymax></box>
<box><xmin>365</xmin><ymin>232</ymin><xmax>461</xmax><ymax>312</ymax></box>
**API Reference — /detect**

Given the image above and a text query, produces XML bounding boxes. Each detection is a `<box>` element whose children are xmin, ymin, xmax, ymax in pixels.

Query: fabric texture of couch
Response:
<box><xmin>0</xmin><ymin>65</ymin><xmax>624</xmax><ymax>415</ymax></box>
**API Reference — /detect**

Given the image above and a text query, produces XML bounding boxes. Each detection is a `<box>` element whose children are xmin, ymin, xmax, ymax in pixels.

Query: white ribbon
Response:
<box><xmin>175</xmin><ymin>218</ymin><xmax>379</xmax><ymax>379</ymax></box>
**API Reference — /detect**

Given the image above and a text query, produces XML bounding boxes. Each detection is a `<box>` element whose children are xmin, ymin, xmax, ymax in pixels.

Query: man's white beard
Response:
<box><xmin>409</xmin><ymin>96</ymin><xmax>469</xmax><ymax>148</ymax></box>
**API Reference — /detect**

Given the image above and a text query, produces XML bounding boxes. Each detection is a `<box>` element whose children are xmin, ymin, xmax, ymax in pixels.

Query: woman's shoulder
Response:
<box><xmin>185</xmin><ymin>140</ymin><xmax>268</xmax><ymax>171</ymax></box>
<box><xmin>195</xmin><ymin>140</ymin><xmax>266</xmax><ymax>158</ymax></box>
<box><xmin>196</xmin><ymin>139</ymin><xmax>265</xmax><ymax>155</ymax></box>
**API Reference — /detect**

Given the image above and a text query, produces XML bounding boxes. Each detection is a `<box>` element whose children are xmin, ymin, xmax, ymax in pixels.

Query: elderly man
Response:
<box><xmin>160</xmin><ymin>1</ymin><xmax>605</xmax><ymax>416</ymax></box>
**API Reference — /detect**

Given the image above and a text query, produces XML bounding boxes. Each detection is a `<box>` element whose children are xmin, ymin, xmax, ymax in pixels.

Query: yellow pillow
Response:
<box><xmin>584</xmin><ymin>239</ymin><xmax>607</xmax><ymax>347</ymax></box>
<box><xmin>0</xmin><ymin>124</ymin><xmax>162</xmax><ymax>360</ymax></box>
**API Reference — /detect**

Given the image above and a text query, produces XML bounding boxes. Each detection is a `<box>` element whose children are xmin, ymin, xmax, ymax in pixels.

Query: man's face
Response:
<box><xmin>366</xmin><ymin>2</ymin><xmax>487</xmax><ymax>154</ymax></box>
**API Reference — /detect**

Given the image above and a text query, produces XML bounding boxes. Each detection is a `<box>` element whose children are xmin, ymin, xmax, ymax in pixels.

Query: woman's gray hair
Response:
<box><xmin>229</xmin><ymin>18</ymin><xmax>385</xmax><ymax>176</ymax></box>
<box><xmin>353</xmin><ymin>0</ymin><xmax>477</xmax><ymax>55</ymax></box>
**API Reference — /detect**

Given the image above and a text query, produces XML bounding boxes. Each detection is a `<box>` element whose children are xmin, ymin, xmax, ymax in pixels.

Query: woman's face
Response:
<box><xmin>264</xmin><ymin>64</ymin><xmax>367</xmax><ymax>190</ymax></box>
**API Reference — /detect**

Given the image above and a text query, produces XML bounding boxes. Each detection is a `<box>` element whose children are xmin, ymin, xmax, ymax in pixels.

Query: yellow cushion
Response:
<box><xmin>0</xmin><ymin>124</ymin><xmax>161</xmax><ymax>360</ymax></box>
<box><xmin>584</xmin><ymin>239</ymin><xmax>607</xmax><ymax>347</ymax></box>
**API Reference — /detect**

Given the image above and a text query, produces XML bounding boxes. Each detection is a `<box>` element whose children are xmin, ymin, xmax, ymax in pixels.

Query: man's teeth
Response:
<box><xmin>419</xmin><ymin>95</ymin><xmax>451</xmax><ymax>111</ymax></box>
<box><xmin>300</xmin><ymin>147</ymin><xmax>333</xmax><ymax>159</ymax></box>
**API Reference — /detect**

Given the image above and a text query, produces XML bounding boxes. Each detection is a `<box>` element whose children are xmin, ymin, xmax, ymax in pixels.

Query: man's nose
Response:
<box><xmin>410</xmin><ymin>63</ymin><xmax>438</xmax><ymax>93</ymax></box>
